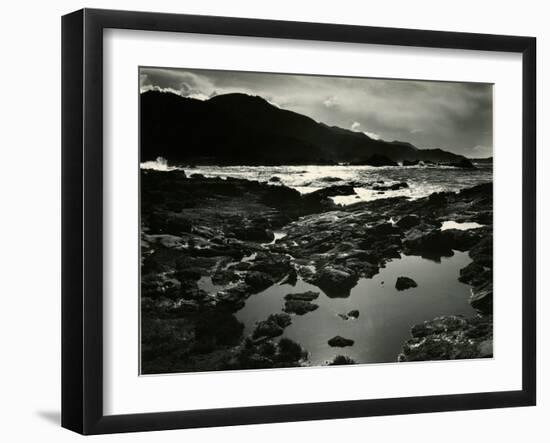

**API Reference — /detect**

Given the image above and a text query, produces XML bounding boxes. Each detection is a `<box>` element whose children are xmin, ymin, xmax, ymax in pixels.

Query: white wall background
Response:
<box><xmin>0</xmin><ymin>0</ymin><xmax>545</xmax><ymax>441</ymax></box>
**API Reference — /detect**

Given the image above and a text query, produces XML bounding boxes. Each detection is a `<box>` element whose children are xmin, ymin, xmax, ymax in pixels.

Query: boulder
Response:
<box><xmin>311</xmin><ymin>265</ymin><xmax>358</xmax><ymax>298</ymax></box>
<box><xmin>320</xmin><ymin>176</ymin><xmax>343</xmax><ymax>183</ymax></box>
<box><xmin>305</xmin><ymin>185</ymin><xmax>356</xmax><ymax>201</ymax></box>
<box><xmin>284</xmin><ymin>299</ymin><xmax>319</xmax><ymax>315</ymax></box>
<box><xmin>371</xmin><ymin>182</ymin><xmax>409</xmax><ymax>191</ymax></box>
<box><xmin>396</xmin><ymin>214</ymin><xmax>421</xmax><ymax>229</ymax></box>
<box><xmin>395</xmin><ymin>276</ymin><xmax>418</xmax><ymax>291</ymax></box>
<box><xmin>404</xmin><ymin>228</ymin><xmax>481</xmax><ymax>256</ymax></box>
<box><xmin>279</xmin><ymin>268</ymin><xmax>298</xmax><ymax>286</ymax></box>
<box><xmin>347</xmin><ymin>309</ymin><xmax>360</xmax><ymax>319</ymax></box>
<box><xmin>328</xmin><ymin>336</ymin><xmax>355</xmax><ymax>347</ymax></box>
<box><xmin>329</xmin><ymin>355</ymin><xmax>356</xmax><ymax>365</ymax></box>
<box><xmin>276</xmin><ymin>338</ymin><xmax>305</xmax><ymax>363</ymax></box>
<box><xmin>252</xmin><ymin>313</ymin><xmax>292</xmax><ymax>339</ymax></box>
<box><xmin>211</xmin><ymin>269</ymin><xmax>239</xmax><ymax>286</ymax></box>
<box><xmin>399</xmin><ymin>315</ymin><xmax>492</xmax><ymax>361</ymax></box>
<box><xmin>449</xmin><ymin>158</ymin><xmax>476</xmax><ymax>169</ymax></box>
<box><xmin>244</xmin><ymin>271</ymin><xmax>274</xmax><ymax>293</ymax></box>
<box><xmin>250</xmin><ymin>253</ymin><xmax>292</xmax><ymax>280</ymax></box>
<box><xmin>284</xmin><ymin>291</ymin><xmax>320</xmax><ymax>301</ymax></box>
<box><xmin>232</xmin><ymin>225</ymin><xmax>274</xmax><ymax>243</ymax></box>
<box><xmin>458</xmin><ymin>262</ymin><xmax>492</xmax><ymax>287</ymax></box>
<box><xmin>470</xmin><ymin>282</ymin><xmax>493</xmax><ymax>315</ymax></box>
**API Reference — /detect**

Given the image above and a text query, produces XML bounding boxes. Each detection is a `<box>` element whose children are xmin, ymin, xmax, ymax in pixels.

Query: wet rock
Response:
<box><xmin>244</xmin><ymin>271</ymin><xmax>274</xmax><ymax>293</ymax></box>
<box><xmin>279</xmin><ymin>267</ymin><xmax>298</xmax><ymax>286</ymax></box>
<box><xmin>396</xmin><ymin>214</ymin><xmax>421</xmax><ymax>229</ymax></box>
<box><xmin>320</xmin><ymin>176</ymin><xmax>343</xmax><ymax>183</ymax></box>
<box><xmin>329</xmin><ymin>355</ymin><xmax>356</xmax><ymax>365</ymax></box>
<box><xmin>180</xmin><ymin>280</ymin><xmax>208</xmax><ymax>300</ymax></box>
<box><xmin>252</xmin><ymin>313</ymin><xmax>292</xmax><ymax>339</ymax></box>
<box><xmin>470</xmin><ymin>282</ymin><xmax>493</xmax><ymax>315</ymax></box>
<box><xmin>328</xmin><ymin>336</ymin><xmax>355</xmax><ymax>347</ymax></box>
<box><xmin>371</xmin><ymin>182</ymin><xmax>409</xmax><ymax>191</ymax></box>
<box><xmin>232</xmin><ymin>225</ymin><xmax>274</xmax><ymax>243</ymax></box>
<box><xmin>311</xmin><ymin>265</ymin><xmax>358</xmax><ymax>298</ymax></box>
<box><xmin>399</xmin><ymin>315</ymin><xmax>492</xmax><ymax>361</ymax></box>
<box><xmin>370</xmin><ymin>221</ymin><xmax>400</xmax><ymax>236</ymax></box>
<box><xmin>395</xmin><ymin>276</ymin><xmax>418</xmax><ymax>291</ymax></box>
<box><xmin>284</xmin><ymin>291</ymin><xmax>320</xmax><ymax>301</ymax></box>
<box><xmin>449</xmin><ymin>158</ymin><xmax>476</xmax><ymax>169</ymax></box>
<box><xmin>458</xmin><ymin>262</ymin><xmax>492</xmax><ymax>287</ymax></box>
<box><xmin>211</xmin><ymin>269</ymin><xmax>239</xmax><ymax>286</ymax></box>
<box><xmin>427</xmin><ymin>192</ymin><xmax>447</xmax><ymax>207</ymax></box>
<box><xmin>215</xmin><ymin>289</ymin><xmax>248</xmax><ymax>312</ymax></box>
<box><xmin>284</xmin><ymin>299</ymin><xmax>319</xmax><ymax>315</ymax></box>
<box><xmin>276</xmin><ymin>337</ymin><xmax>305</xmax><ymax>363</ymax></box>
<box><xmin>469</xmin><ymin>236</ymin><xmax>493</xmax><ymax>268</ymax></box>
<box><xmin>194</xmin><ymin>311</ymin><xmax>244</xmax><ymax>346</ymax></box>
<box><xmin>404</xmin><ymin>228</ymin><xmax>481</xmax><ymax>257</ymax></box>
<box><xmin>304</xmin><ymin>185</ymin><xmax>356</xmax><ymax>204</ymax></box>
<box><xmin>339</xmin><ymin>309</ymin><xmax>360</xmax><ymax>320</ymax></box>
<box><xmin>249</xmin><ymin>253</ymin><xmax>292</xmax><ymax>280</ymax></box>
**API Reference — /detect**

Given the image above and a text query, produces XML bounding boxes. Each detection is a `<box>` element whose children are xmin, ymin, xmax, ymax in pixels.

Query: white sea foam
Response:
<box><xmin>140</xmin><ymin>162</ymin><xmax>492</xmax><ymax>205</ymax></box>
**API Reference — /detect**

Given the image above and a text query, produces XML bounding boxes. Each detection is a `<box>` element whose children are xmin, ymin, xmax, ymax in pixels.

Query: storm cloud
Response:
<box><xmin>140</xmin><ymin>67</ymin><xmax>493</xmax><ymax>157</ymax></box>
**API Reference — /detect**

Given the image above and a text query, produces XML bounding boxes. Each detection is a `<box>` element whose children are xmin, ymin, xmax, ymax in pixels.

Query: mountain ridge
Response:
<box><xmin>140</xmin><ymin>90</ymin><xmax>468</xmax><ymax>165</ymax></box>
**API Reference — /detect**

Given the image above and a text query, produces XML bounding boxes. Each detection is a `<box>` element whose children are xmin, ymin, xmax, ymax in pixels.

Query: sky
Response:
<box><xmin>140</xmin><ymin>67</ymin><xmax>493</xmax><ymax>157</ymax></box>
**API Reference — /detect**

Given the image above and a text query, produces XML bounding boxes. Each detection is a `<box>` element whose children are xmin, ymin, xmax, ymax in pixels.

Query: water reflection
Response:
<box><xmin>235</xmin><ymin>251</ymin><xmax>476</xmax><ymax>366</ymax></box>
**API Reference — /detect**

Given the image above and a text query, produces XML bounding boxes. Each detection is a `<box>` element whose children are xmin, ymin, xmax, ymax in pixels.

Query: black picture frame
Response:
<box><xmin>62</xmin><ymin>8</ymin><xmax>536</xmax><ymax>435</ymax></box>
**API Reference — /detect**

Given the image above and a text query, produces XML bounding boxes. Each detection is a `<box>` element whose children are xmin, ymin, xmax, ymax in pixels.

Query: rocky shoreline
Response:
<box><xmin>141</xmin><ymin>169</ymin><xmax>493</xmax><ymax>374</ymax></box>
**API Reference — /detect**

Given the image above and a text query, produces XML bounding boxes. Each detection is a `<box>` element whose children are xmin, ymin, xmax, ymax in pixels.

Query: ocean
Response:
<box><xmin>141</xmin><ymin>158</ymin><xmax>493</xmax><ymax>205</ymax></box>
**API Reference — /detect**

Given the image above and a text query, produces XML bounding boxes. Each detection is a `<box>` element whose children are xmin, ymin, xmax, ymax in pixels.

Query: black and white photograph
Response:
<box><xmin>139</xmin><ymin>67</ymin><xmax>494</xmax><ymax>374</ymax></box>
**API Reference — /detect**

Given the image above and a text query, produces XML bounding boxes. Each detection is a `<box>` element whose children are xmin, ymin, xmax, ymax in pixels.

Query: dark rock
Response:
<box><xmin>449</xmin><ymin>158</ymin><xmax>476</xmax><ymax>169</ymax></box>
<box><xmin>370</xmin><ymin>222</ymin><xmax>400</xmax><ymax>236</ymax></box>
<box><xmin>396</xmin><ymin>214</ymin><xmax>421</xmax><ymax>229</ymax></box>
<box><xmin>194</xmin><ymin>311</ymin><xmax>244</xmax><ymax>346</ymax></box>
<box><xmin>399</xmin><ymin>315</ymin><xmax>492</xmax><ymax>361</ymax></box>
<box><xmin>216</xmin><ymin>284</ymin><xmax>250</xmax><ymax>311</ymax></box>
<box><xmin>284</xmin><ymin>291</ymin><xmax>320</xmax><ymax>301</ymax></box>
<box><xmin>329</xmin><ymin>355</ymin><xmax>356</xmax><ymax>365</ymax></box>
<box><xmin>232</xmin><ymin>225</ymin><xmax>274</xmax><ymax>243</ymax></box>
<box><xmin>371</xmin><ymin>182</ymin><xmax>409</xmax><ymax>191</ymax></box>
<box><xmin>279</xmin><ymin>268</ymin><xmax>298</xmax><ymax>286</ymax></box>
<box><xmin>470</xmin><ymin>282</ymin><xmax>493</xmax><ymax>315</ymax></box>
<box><xmin>404</xmin><ymin>228</ymin><xmax>481</xmax><ymax>257</ymax></box>
<box><xmin>249</xmin><ymin>253</ymin><xmax>292</xmax><ymax>280</ymax></box>
<box><xmin>305</xmin><ymin>185</ymin><xmax>356</xmax><ymax>201</ymax></box>
<box><xmin>328</xmin><ymin>336</ymin><xmax>355</xmax><ymax>347</ymax></box>
<box><xmin>311</xmin><ymin>265</ymin><xmax>358</xmax><ymax>298</ymax></box>
<box><xmin>211</xmin><ymin>269</ymin><xmax>239</xmax><ymax>285</ymax></box>
<box><xmin>403</xmin><ymin>159</ymin><xmax>420</xmax><ymax>166</ymax></box>
<box><xmin>269</xmin><ymin>176</ymin><xmax>281</xmax><ymax>182</ymax></box>
<box><xmin>276</xmin><ymin>337</ymin><xmax>305</xmax><ymax>363</ymax></box>
<box><xmin>459</xmin><ymin>262</ymin><xmax>492</xmax><ymax>287</ymax></box>
<box><xmin>244</xmin><ymin>271</ymin><xmax>274</xmax><ymax>293</ymax></box>
<box><xmin>320</xmin><ymin>176</ymin><xmax>343</xmax><ymax>183</ymax></box>
<box><xmin>347</xmin><ymin>309</ymin><xmax>360</xmax><ymax>318</ymax></box>
<box><xmin>284</xmin><ymin>299</ymin><xmax>319</xmax><ymax>315</ymax></box>
<box><xmin>252</xmin><ymin>313</ymin><xmax>292</xmax><ymax>339</ymax></box>
<box><xmin>395</xmin><ymin>276</ymin><xmax>418</xmax><ymax>291</ymax></box>
<box><xmin>427</xmin><ymin>192</ymin><xmax>447</xmax><ymax>207</ymax></box>
<box><xmin>469</xmin><ymin>236</ymin><xmax>493</xmax><ymax>268</ymax></box>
